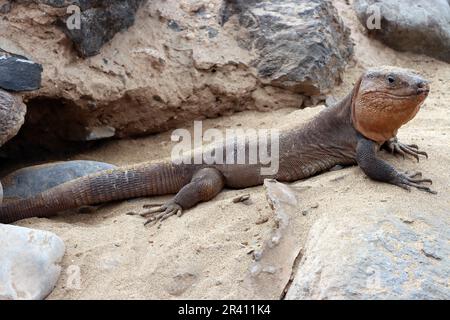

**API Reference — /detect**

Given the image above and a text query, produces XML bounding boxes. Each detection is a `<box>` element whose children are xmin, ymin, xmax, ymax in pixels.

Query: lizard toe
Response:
<box><xmin>396</xmin><ymin>173</ymin><xmax>436</xmax><ymax>194</ymax></box>
<box><xmin>143</xmin><ymin>203</ymin><xmax>182</xmax><ymax>226</ymax></box>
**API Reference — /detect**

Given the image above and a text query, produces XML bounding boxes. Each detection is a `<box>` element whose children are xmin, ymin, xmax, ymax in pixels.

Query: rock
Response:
<box><xmin>353</xmin><ymin>0</ymin><xmax>450</xmax><ymax>63</ymax></box>
<box><xmin>0</xmin><ymin>89</ymin><xmax>26</xmax><ymax>147</ymax></box>
<box><xmin>0</xmin><ymin>224</ymin><xmax>65</xmax><ymax>300</ymax></box>
<box><xmin>1</xmin><ymin>160</ymin><xmax>117</xmax><ymax>202</ymax></box>
<box><xmin>221</xmin><ymin>0</ymin><xmax>353</xmax><ymax>95</ymax></box>
<box><xmin>66</xmin><ymin>126</ymin><xmax>117</xmax><ymax>141</ymax></box>
<box><xmin>0</xmin><ymin>0</ymin><xmax>11</xmax><ymax>13</ymax></box>
<box><xmin>0</xmin><ymin>0</ymin><xmax>333</xmax><ymax>156</ymax></box>
<box><xmin>285</xmin><ymin>209</ymin><xmax>450</xmax><ymax>299</ymax></box>
<box><xmin>19</xmin><ymin>0</ymin><xmax>147</xmax><ymax>58</ymax></box>
<box><xmin>0</xmin><ymin>49</ymin><xmax>43</xmax><ymax>91</ymax></box>
<box><xmin>245</xmin><ymin>179</ymin><xmax>304</xmax><ymax>299</ymax></box>
<box><xmin>56</xmin><ymin>0</ymin><xmax>147</xmax><ymax>57</ymax></box>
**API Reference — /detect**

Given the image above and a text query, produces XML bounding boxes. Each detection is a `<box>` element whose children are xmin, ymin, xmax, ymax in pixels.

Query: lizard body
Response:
<box><xmin>0</xmin><ymin>66</ymin><xmax>435</xmax><ymax>224</ymax></box>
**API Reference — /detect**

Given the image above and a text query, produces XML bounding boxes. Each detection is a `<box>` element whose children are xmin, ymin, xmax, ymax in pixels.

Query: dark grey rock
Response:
<box><xmin>25</xmin><ymin>0</ymin><xmax>147</xmax><ymax>57</ymax></box>
<box><xmin>0</xmin><ymin>0</ymin><xmax>11</xmax><ymax>13</ymax></box>
<box><xmin>167</xmin><ymin>19</ymin><xmax>185</xmax><ymax>32</ymax></box>
<box><xmin>221</xmin><ymin>0</ymin><xmax>353</xmax><ymax>95</ymax></box>
<box><xmin>1</xmin><ymin>160</ymin><xmax>117</xmax><ymax>201</ymax></box>
<box><xmin>0</xmin><ymin>49</ymin><xmax>42</xmax><ymax>91</ymax></box>
<box><xmin>207</xmin><ymin>27</ymin><xmax>219</xmax><ymax>38</ymax></box>
<box><xmin>354</xmin><ymin>0</ymin><xmax>450</xmax><ymax>63</ymax></box>
<box><xmin>62</xmin><ymin>0</ymin><xmax>146</xmax><ymax>57</ymax></box>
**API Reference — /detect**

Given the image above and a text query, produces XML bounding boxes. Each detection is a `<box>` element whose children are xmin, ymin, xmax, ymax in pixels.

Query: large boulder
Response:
<box><xmin>221</xmin><ymin>0</ymin><xmax>354</xmax><ymax>95</ymax></box>
<box><xmin>0</xmin><ymin>224</ymin><xmax>65</xmax><ymax>300</ymax></box>
<box><xmin>0</xmin><ymin>0</ymin><xmax>352</xmax><ymax>157</ymax></box>
<box><xmin>353</xmin><ymin>0</ymin><xmax>450</xmax><ymax>63</ymax></box>
<box><xmin>285</xmin><ymin>207</ymin><xmax>450</xmax><ymax>299</ymax></box>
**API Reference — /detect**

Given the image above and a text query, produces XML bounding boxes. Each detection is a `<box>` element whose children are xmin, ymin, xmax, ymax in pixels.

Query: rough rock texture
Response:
<box><xmin>0</xmin><ymin>49</ymin><xmax>43</xmax><ymax>91</ymax></box>
<box><xmin>246</xmin><ymin>179</ymin><xmax>308</xmax><ymax>299</ymax></box>
<box><xmin>0</xmin><ymin>0</ymin><xmax>352</xmax><ymax>157</ymax></box>
<box><xmin>285</xmin><ymin>209</ymin><xmax>450</xmax><ymax>299</ymax></box>
<box><xmin>221</xmin><ymin>0</ymin><xmax>354</xmax><ymax>95</ymax></box>
<box><xmin>0</xmin><ymin>0</ymin><xmax>11</xmax><ymax>14</ymax></box>
<box><xmin>353</xmin><ymin>0</ymin><xmax>450</xmax><ymax>63</ymax></box>
<box><xmin>1</xmin><ymin>160</ymin><xmax>117</xmax><ymax>202</ymax></box>
<box><xmin>0</xmin><ymin>89</ymin><xmax>26</xmax><ymax>147</ymax></box>
<box><xmin>54</xmin><ymin>0</ymin><xmax>146</xmax><ymax>57</ymax></box>
<box><xmin>0</xmin><ymin>224</ymin><xmax>65</xmax><ymax>300</ymax></box>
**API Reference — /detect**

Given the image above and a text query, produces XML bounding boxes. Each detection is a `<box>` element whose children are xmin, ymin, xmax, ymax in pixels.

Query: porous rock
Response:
<box><xmin>221</xmin><ymin>0</ymin><xmax>354</xmax><ymax>95</ymax></box>
<box><xmin>286</xmin><ymin>209</ymin><xmax>450</xmax><ymax>299</ymax></box>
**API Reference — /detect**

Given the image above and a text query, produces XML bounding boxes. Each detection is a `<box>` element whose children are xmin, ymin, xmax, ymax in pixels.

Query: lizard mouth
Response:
<box><xmin>375</xmin><ymin>92</ymin><xmax>421</xmax><ymax>99</ymax></box>
<box><xmin>416</xmin><ymin>88</ymin><xmax>430</xmax><ymax>96</ymax></box>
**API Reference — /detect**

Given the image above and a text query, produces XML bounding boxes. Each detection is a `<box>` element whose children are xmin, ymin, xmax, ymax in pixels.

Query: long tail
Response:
<box><xmin>0</xmin><ymin>161</ymin><xmax>192</xmax><ymax>224</ymax></box>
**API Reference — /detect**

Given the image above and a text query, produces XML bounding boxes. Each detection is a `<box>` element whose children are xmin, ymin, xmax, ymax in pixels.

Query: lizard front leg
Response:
<box><xmin>381</xmin><ymin>136</ymin><xmax>428</xmax><ymax>162</ymax></box>
<box><xmin>129</xmin><ymin>167</ymin><xmax>225</xmax><ymax>226</ymax></box>
<box><xmin>356</xmin><ymin>136</ymin><xmax>436</xmax><ymax>194</ymax></box>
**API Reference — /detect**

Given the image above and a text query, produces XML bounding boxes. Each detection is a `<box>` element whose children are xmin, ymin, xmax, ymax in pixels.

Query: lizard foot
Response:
<box><xmin>382</xmin><ymin>137</ymin><xmax>428</xmax><ymax>162</ymax></box>
<box><xmin>393</xmin><ymin>171</ymin><xmax>436</xmax><ymax>194</ymax></box>
<box><xmin>127</xmin><ymin>202</ymin><xmax>183</xmax><ymax>226</ymax></box>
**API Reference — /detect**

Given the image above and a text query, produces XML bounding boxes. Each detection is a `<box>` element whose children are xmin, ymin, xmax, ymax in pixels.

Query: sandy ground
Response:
<box><xmin>8</xmin><ymin>0</ymin><xmax>450</xmax><ymax>299</ymax></box>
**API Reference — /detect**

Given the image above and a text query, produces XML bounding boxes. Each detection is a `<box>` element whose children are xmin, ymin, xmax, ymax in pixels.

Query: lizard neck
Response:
<box><xmin>275</xmin><ymin>92</ymin><xmax>358</xmax><ymax>182</ymax></box>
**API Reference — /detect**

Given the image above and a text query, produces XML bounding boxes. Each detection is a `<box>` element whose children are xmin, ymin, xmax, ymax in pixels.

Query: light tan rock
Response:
<box><xmin>0</xmin><ymin>0</ymin><xmax>351</xmax><ymax>156</ymax></box>
<box><xmin>0</xmin><ymin>224</ymin><xmax>65</xmax><ymax>300</ymax></box>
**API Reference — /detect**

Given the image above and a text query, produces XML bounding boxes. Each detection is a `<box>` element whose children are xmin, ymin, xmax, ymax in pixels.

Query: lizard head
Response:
<box><xmin>351</xmin><ymin>66</ymin><xmax>429</xmax><ymax>144</ymax></box>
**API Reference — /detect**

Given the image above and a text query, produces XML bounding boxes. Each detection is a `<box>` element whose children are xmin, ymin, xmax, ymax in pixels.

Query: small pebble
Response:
<box><xmin>232</xmin><ymin>194</ymin><xmax>250</xmax><ymax>203</ymax></box>
<box><xmin>255</xmin><ymin>216</ymin><xmax>269</xmax><ymax>225</ymax></box>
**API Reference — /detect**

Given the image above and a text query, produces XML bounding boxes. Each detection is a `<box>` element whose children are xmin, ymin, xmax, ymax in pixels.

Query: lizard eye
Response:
<box><xmin>387</xmin><ymin>75</ymin><xmax>395</xmax><ymax>84</ymax></box>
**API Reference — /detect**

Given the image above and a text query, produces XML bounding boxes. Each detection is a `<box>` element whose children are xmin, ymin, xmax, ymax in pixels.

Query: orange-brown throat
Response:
<box><xmin>352</xmin><ymin>91</ymin><xmax>426</xmax><ymax>144</ymax></box>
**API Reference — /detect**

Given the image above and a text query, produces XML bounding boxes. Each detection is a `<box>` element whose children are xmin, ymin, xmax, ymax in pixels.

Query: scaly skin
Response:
<box><xmin>0</xmin><ymin>66</ymin><xmax>435</xmax><ymax>225</ymax></box>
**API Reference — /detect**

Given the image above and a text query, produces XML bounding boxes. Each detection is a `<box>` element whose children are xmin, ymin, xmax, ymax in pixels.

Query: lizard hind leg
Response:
<box><xmin>128</xmin><ymin>167</ymin><xmax>225</xmax><ymax>226</ymax></box>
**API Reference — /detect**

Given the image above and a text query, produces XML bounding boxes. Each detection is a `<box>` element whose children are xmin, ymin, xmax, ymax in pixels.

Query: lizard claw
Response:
<box><xmin>127</xmin><ymin>202</ymin><xmax>183</xmax><ymax>226</ymax></box>
<box><xmin>382</xmin><ymin>138</ymin><xmax>428</xmax><ymax>162</ymax></box>
<box><xmin>393</xmin><ymin>171</ymin><xmax>436</xmax><ymax>194</ymax></box>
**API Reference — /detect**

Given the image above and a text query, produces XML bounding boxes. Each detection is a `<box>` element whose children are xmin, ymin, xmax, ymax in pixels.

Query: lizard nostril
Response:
<box><xmin>416</xmin><ymin>80</ymin><xmax>430</xmax><ymax>95</ymax></box>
